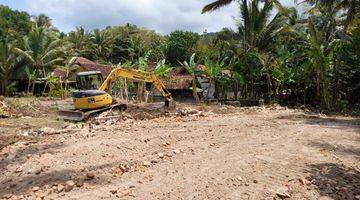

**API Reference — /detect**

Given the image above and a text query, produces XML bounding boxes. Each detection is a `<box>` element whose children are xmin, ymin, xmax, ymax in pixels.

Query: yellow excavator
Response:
<box><xmin>59</xmin><ymin>67</ymin><xmax>174</xmax><ymax>121</ymax></box>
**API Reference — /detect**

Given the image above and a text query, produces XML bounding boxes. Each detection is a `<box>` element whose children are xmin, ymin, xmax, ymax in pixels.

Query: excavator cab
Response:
<box><xmin>73</xmin><ymin>71</ymin><xmax>113</xmax><ymax>110</ymax></box>
<box><xmin>76</xmin><ymin>71</ymin><xmax>104</xmax><ymax>90</ymax></box>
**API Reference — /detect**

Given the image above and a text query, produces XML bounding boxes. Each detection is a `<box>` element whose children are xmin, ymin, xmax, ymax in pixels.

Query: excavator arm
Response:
<box><xmin>99</xmin><ymin>67</ymin><xmax>173</xmax><ymax>103</ymax></box>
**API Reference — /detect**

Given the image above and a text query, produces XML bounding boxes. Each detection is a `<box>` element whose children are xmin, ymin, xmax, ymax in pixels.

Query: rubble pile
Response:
<box><xmin>0</xmin><ymin>98</ymin><xmax>10</xmax><ymax>118</ymax></box>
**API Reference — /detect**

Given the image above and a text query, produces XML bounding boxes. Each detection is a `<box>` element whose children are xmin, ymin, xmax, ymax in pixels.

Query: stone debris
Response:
<box><xmin>86</xmin><ymin>172</ymin><xmax>95</xmax><ymax>180</ymax></box>
<box><xmin>158</xmin><ymin>153</ymin><xmax>164</xmax><ymax>158</ymax></box>
<box><xmin>32</xmin><ymin>186</ymin><xmax>40</xmax><ymax>192</ymax></box>
<box><xmin>21</xmin><ymin>127</ymin><xmax>80</xmax><ymax>137</ymax></box>
<box><xmin>76</xmin><ymin>177</ymin><xmax>85</xmax><ymax>187</ymax></box>
<box><xmin>299</xmin><ymin>176</ymin><xmax>307</xmax><ymax>185</ymax></box>
<box><xmin>57</xmin><ymin>184</ymin><xmax>65</xmax><ymax>193</ymax></box>
<box><xmin>110</xmin><ymin>189</ymin><xmax>118</xmax><ymax>194</ymax></box>
<box><xmin>142</xmin><ymin>161</ymin><xmax>151</xmax><ymax>167</ymax></box>
<box><xmin>65</xmin><ymin>180</ymin><xmax>75</xmax><ymax>192</ymax></box>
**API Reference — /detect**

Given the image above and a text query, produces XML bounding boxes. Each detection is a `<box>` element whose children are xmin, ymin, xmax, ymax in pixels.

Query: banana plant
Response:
<box><xmin>182</xmin><ymin>53</ymin><xmax>200</xmax><ymax>102</ymax></box>
<box><xmin>203</xmin><ymin>57</ymin><xmax>225</xmax><ymax>100</ymax></box>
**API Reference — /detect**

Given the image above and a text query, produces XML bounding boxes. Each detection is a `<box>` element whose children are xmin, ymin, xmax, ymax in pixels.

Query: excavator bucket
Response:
<box><xmin>165</xmin><ymin>99</ymin><xmax>176</xmax><ymax>109</ymax></box>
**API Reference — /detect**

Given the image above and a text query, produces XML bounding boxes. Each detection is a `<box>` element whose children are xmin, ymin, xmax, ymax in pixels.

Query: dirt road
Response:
<box><xmin>1</xmin><ymin>104</ymin><xmax>359</xmax><ymax>200</ymax></box>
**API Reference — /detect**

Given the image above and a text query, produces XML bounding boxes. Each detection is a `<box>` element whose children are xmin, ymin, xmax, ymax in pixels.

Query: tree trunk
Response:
<box><xmin>1</xmin><ymin>79</ymin><xmax>7</xmax><ymax>96</ymax></box>
<box><xmin>206</xmin><ymin>79</ymin><xmax>213</xmax><ymax>100</ymax></box>
<box><xmin>124</xmin><ymin>78</ymin><xmax>129</xmax><ymax>102</ymax></box>
<box><xmin>266</xmin><ymin>73</ymin><xmax>272</xmax><ymax>103</ymax></box>
<box><xmin>192</xmin><ymin>78</ymin><xmax>200</xmax><ymax>103</ymax></box>
<box><xmin>27</xmin><ymin>79</ymin><xmax>31</xmax><ymax>95</ymax></box>
<box><xmin>42</xmin><ymin>80</ymin><xmax>48</xmax><ymax>96</ymax></box>
<box><xmin>317</xmin><ymin>69</ymin><xmax>329</xmax><ymax>110</ymax></box>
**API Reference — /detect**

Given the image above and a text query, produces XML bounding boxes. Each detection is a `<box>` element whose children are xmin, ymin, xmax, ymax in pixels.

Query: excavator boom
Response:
<box><xmin>99</xmin><ymin>68</ymin><xmax>173</xmax><ymax>102</ymax></box>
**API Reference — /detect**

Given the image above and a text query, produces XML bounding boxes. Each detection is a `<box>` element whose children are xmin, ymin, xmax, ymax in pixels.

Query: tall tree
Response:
<box><xmin>90</xmin><ymin>29</ymin><xmax>114</xmax><ymax>62</ymax></box>
<box><xmin>0</xmin><ymin>5</ymin><xmax>32</xmax><ymax>42</ymax></box>
<box><xmin>236</xmin><ymin>0</ymin><xmax>287</xmax><ymax>51</ymax></box>
<box><xmin>0</xmin><ymin>41</ymin><xmax>19</xmax><ymax>95</ymax></box>
<box><xmin>166</xmin><ymin>30</ymin><xmax>199</xmax><ymax>65</ymax></box>
<box><xmin>202</xmin><ymin>0</ymin><xmax>286</xmax><ymax>14</ymax></box>
<box><xmin>67</xmin><ymin>26</ymin><xmax>93</xmax><ymax>58</ymax></box>
<box><xmin>34</xmin><ymin>14</ymin><xmax>53</xmax><ymax>29</ymax></box>
<box><xmin>15</xmin><ymin>24</ymin><xmax>65</xmax><ymax>79</ymax></box>
<box><xmin>297</xmin><ymin>0</ymin><xmax>359</xmax><ymax>32</ymax></box>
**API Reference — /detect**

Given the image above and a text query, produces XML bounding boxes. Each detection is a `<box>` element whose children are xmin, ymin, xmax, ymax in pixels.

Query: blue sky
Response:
<box><xmin>0</xmin><ymin>0</ymin><xmax>297</xmax><ymax>34</ymax></box>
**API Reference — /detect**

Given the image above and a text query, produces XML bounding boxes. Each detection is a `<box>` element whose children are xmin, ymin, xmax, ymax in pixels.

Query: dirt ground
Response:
<box><xmin>0</xmin><ymin>98</ymin><xmax>359</xmax><ymax>200</ymax></box>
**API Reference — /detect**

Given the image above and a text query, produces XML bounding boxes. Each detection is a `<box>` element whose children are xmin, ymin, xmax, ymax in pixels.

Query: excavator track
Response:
<box><xmin>59</xmin><ymin>103</ymin><xmax>127</xmax><ymax>121</ymax></box>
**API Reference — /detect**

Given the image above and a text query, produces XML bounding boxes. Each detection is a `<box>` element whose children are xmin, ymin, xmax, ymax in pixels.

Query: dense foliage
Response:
<box><xmin>0</xmin><ymin>1</ymin><xmax>358</xmax><ymax>111</ymax></box>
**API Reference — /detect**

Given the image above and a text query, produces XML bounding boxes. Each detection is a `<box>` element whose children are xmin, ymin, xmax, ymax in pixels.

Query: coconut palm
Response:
<box><xmin>301</xmin><ymin>19</ymin><xmax>341</xmax><ymax>109</ymax></box>
<box><xmin>34</xmin><ymin>14</ymin><xmax>53</xmax><ymax>29</ymax></box>
<box><xmin>91</xmin><ymin>29</ymin><xmax>114</xmax><ymax>61</ymax></box>
<box><xmin>15</xmin><ymin>24</ymin><xmax>64</xmax><ymax>79</ymax></box>
<box><xmin>297</xmin><ymin>0</ymin><xmax>359</xmax><ymax>32</ymax></box>
<box><xmin>67</xmin><ymin>26</ymin><xmax>93</xmax><ymax>58</ymax></box>
<box><xmin>0</xmin><ymin>41</ymin><xmax>19</xmax><ymax>95</ymax></box>
<box><xmin>202</xmin><ymin>0</ymin><xmax>286</xmax><ymax>14</ymax></box>
<box><xmin>236</xmin><ymin>0</ymin><xmax>287</xmax><ymax>52</ymax></box>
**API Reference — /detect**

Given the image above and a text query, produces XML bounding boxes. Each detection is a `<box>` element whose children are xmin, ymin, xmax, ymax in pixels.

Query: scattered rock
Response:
<box><xmin>76</xmin><ymin>178</ymin><xmax>84</xmax><ymax>187</ymax></box>
<box><xmin>173</xmin><ymin>149</ymin><xmax>181</xmax><ymax>154</ymax></box>
<box><xmin>28</xmin><ymin>166</ymin><xmax>42</xmax><ymax>175</ymax></box>
<box><xmin>276</xmin><ymin>186</ymin><xmax>291</xmax><ymax>199</ymax></box>
<box><xmin>86</xmin><ymin>172</ymin><xmax>95</xmax><ymax>180</ymax></box>
<box><xmin>2</xmin><ymin>194</ymin><xmax>12</xmax><ymax>199</ymax></box>
<box><xmin>299</xmin><ymin>177</ymin><xmax>307</xmax><ymax>185</ymax></box>
<box><xmin>236</xmin><ymin>176</ymin><xmax>243</xmax><ymax>181</ymax></box>
<box><xmin>32</xmin><ymin>186</ymin><xmax>40</xmax><ymax>192</ymax></box>
<box><xmin>65</xmin><ymin>180</ymin><xmax>75</xmax><ymax>192</ymax></box>
<box><xmin>119</xmin><ymin>165</ymin><xmax>129</xmax><ymax>173</ymax></box>
<box><xmin>35</xmin><ymin>191</ymin><xmax>45</xmax><ymax>199</ymax></box>
<box><xmin>57</xmin><ymin>184</ymin><xmax>65</xmax><ymax>193</ymax></box>
<box><xmin>116</xmin><ymin>189</ymin><xmax>131</xmax><ymax>198</ymax></box>
<box><xmin>276</xmin><ymin>192</ymin><xmax>291</xmax><ymax>199</ymax></box>
<box><xmin>15</xmin><ymin>167</ymin><xmax>23</xmax><ymax>173</ymax></box>
<box><xmin>143</xmin><ymin>161</ymin><xmax>151</xmax><ymax>167</ymax></box>
<box><xmin>158</xmin><ymin>153</ymin><xmax>164</xmax><ymax>158</ymax></box>
<box><xmin>253</xmin><ymin>180</ymin><xmax>258</xmax><ymax>184</ymax></box>
<box><xmin>110</xmin><ymin>189</ymin><xmax>118</xmax><ymax>194</ymax></box>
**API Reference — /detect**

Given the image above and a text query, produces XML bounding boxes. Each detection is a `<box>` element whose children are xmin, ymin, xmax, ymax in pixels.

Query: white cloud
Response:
<box><xmin>23</xmin><ymin>0</ymin><xmax>295</xmax><ymax>34</ymax></box>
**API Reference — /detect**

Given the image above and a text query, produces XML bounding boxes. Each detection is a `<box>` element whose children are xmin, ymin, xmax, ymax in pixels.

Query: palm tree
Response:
<box><xmin>0</xmin><ymin>41</ymin><xmax>18</xmax><ymax>95</ymax></box>
<box><xmin>34</xmin><ymin>14</ymin><xmax>53</xmax><ymax>29</ymax></box>
<box><xmin>182</xmin><ymin>53</ymin><xmax>200</xmax><ymax>102</ymax></box>
<box><xmin>236</xmin><ymin>0</ymin><xmax>287</xmax><ymax>52</ymax></box>
<box><xmin>297</xmin><ymin>0</ymin><xmax>359</xmax><ymax>32</ymax></box>
<box><xmin>202</xmin><ymin>0</ymin><xmax>286</xmax><ymax>14</ymax></box>
<box><xmin>91</xmin><ymin>29</ymin><xmax>114</xmax><ymax>61</ymax></box>
<box><xmin>301</xmin><ymin>19</ymin><xmax>340</xmax><ymax>109</ymax></box>
<box><xmin>67</xmin><ymin>26</ymin><xmax>93</xmax><ymax>58</ymax></box>
<box><xmin>15</xmin><ymin>24</ymin><xmax>64</xmax><ymax>79</ymax></box>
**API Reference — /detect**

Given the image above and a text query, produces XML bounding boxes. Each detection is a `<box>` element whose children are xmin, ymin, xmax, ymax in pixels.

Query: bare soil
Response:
<box><xmin>0</xmin><ymin>99</ymin><xmax>359</xmax><ymax>200</ymax></box>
